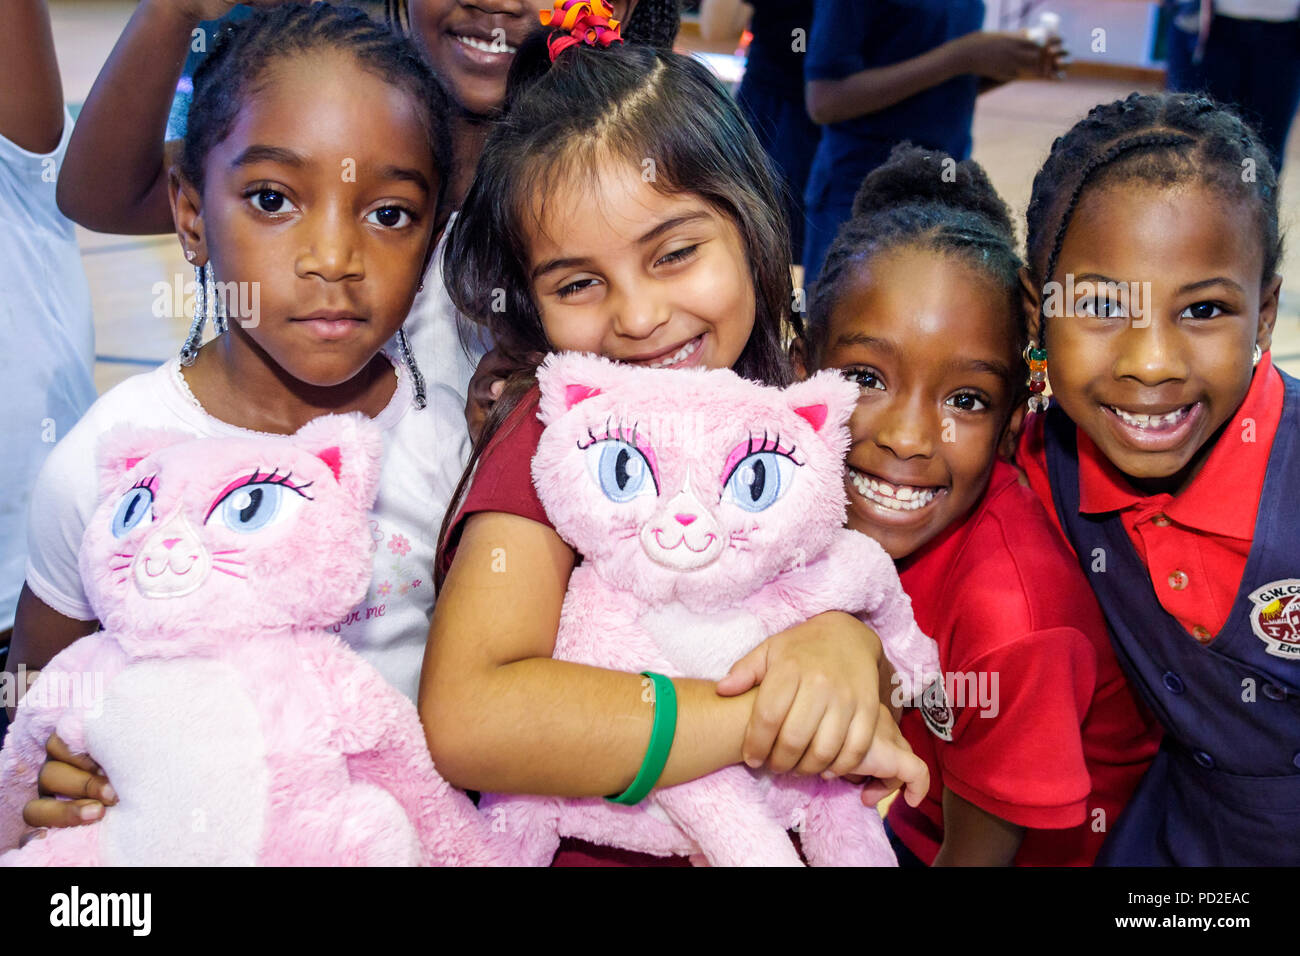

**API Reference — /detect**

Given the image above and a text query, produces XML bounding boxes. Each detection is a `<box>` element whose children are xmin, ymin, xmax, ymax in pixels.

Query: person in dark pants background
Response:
<box><xmin>801</xmin><ymin>0</ymin><xmax>1065</xmax><ymax>280</ymax></box>
<box><xmin>1163</xmin><ymin>1</ymin><xmax>1300</xmax><ymax>172</ymax></box>
<box><xmin>701</xmin><ymin>0</ymin><xmax>819</xmax><ymax>267</ymax></box>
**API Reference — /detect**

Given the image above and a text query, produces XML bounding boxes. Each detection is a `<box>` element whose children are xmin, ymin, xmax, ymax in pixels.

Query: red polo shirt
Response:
<box><xmin>1019</xmin><ymin>354</ymin><xmax>1284</xmax><ymax>643</ymax></box>
<box><xmin>886</xmin><ymin>461</ymin><xmax>1160</xmax><ymax>866</ymax></box>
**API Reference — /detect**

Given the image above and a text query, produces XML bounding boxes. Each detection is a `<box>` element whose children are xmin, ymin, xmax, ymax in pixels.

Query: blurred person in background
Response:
<box><xmin>1163</xmin><ymin>0</ymin><xmax>1300</xmax><ymax>171</ymax></box>
<box><xmin>701</xmin><ymin>0</ymin><xmax>819</xmax><ymax>268</ymax></box>
<box><xmin>801</xmin><ymin>0</ymin><xmax>1066</xmax><ymax>279</ymax></box>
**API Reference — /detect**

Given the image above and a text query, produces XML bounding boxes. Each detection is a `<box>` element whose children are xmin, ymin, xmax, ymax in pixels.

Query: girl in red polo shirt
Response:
<box><xmin>422</xmin><ymin>24</ymin><xmax>927</xmax><ymax>867</ymax></box>
<box><xmin>1017</xmin><ymin>92</ymin><xmax>1300</xmax><ymax>865</ymax></box>
<box><xmin>795</xmin><ymin>144</ymin><xmax>1159</xmax><ymax>866</ymax></box>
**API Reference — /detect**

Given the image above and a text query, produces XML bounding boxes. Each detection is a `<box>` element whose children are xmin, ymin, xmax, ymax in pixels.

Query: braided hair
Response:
<box><xmin>1025</xmin><ymin>91</ymin><xmax>1282</xmax><ymax>338</ymax></box>
<box><xmin>803</xmin><ymin>143</ymin><xmax>1024</xmax><ymax>372</ymax></box>
<box><xmin>181</xmin><ymin>3</ymin><xmax>454</xmax><ymax>222</ymax></box>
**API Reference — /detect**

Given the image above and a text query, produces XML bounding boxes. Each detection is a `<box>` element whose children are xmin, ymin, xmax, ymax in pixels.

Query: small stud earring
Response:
<box><xmin>1253</xmin><ymin>344</ymin><xmax>1263</xmax><ymax>367</ymax></box>
<box><xmin>185</xmin><ymin>249</ymin><xmax>196</xmax><ymax>262</ymax></box>
<box><xmin>1025</xmin><ymin>343</ymin><xmax>1049</xmax><ymax>413</ymax></box>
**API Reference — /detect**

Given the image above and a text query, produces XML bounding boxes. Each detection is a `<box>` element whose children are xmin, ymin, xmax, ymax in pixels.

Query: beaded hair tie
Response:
<box><xmin>541</xmin><ymin>0</ymin><xmax>624</xmax><ymax>61</ymax></box>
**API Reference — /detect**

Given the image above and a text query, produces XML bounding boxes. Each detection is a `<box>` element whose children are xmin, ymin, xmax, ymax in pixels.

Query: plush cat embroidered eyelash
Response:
<box><xmin>485</xmin><ymin>351</ymin><xmax>942</xmax><ymax>867</ymax></box>
<box><xmin>0</xmin><ymin>414</ymin><xmax>510</xmax><ymax>867</ymax></box>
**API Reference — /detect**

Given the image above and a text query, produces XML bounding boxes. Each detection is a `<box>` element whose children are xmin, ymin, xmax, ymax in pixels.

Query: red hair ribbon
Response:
<box><xmin>540</xmin><ymin>0</ymin><xmax>624</xmax><ymax>61</ymax></box>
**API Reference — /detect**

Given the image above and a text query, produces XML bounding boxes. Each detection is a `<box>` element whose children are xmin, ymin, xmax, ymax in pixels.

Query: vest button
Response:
<box><xmin>1168</xmin><ymin>570</ymin><xmax>1189</xmax><ymax>590</ymax></box>
<box><xmin>1162</xmin><ymin>671</ymin><xmax>1185</xmax><ymax>694</ymax></box>
<box><xmin>1263</xmin><ymin>683</ymin><xmax>1287</xmax><ymax>701</ymax></box>
<box><xmin>1193</xmin><ymin>750</ymin><xmax>1215</xmax><ymax>770</ymax></box>
<box><xmin>1294</xmin><ymin>752</ymin><xmax>1300</xmax><ymax>771</ymax></box>
<box><xmin>1191</xmin><ymin>625</ymin><xmax>1213</xmax><ymax>643</ymax></box>
<box><xmin>1152</xmin><ymin>513</ymin><xmax>1170</xmax><ymax>527</ymax></box>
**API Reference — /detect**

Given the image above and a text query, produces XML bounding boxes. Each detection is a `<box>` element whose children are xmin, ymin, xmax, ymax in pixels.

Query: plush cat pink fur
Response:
<box><xmin>482</xmin><ymin>353</ymin><xmax>940</xmax><ymax>866</ymax></box>
<box><xmin>0</xmin><ymin>414</ymin><xmax>505</xmax><ymax>866</ymax></box>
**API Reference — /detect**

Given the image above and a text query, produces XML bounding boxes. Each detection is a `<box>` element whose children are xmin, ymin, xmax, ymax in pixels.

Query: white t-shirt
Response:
<box><xmin>25</xmin><ymin>352</ymin><xmax>468</xmax><ymax>702</ymax></box>
<box><xmin>406</xmin><ymin>210</ymin><xmax>491</xmax><ymax>402</ymax></box>
<box><xmin>0</xmin><ymin>111</ymin><xmax>97</xmax><ymax>631</ymax></box>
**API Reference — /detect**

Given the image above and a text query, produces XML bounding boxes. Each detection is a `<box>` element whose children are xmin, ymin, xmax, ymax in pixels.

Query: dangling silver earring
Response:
<box><xmin>395</xmin><ymin>327</ymin><xmax>427</xmax><ymax>409</ymax></box>
<box><xmin>208</xmin><ymin>261</ymin><xmax>228</xmax><ymax>335</ymax></box>
<box><xmin>1253</xmin><ymin>344</ymin><xmax>1262</xmax><ymax>367</ymax></box>
<box><xmin>179</xmin><ymin>263</ymin><xmax>207</xmax><ymax>366</ymax></box>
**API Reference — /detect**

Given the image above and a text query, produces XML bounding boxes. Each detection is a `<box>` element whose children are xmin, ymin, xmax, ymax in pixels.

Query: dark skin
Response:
<box><xmin>795</xmin><ymin>247</ymin><xmax>1028</xmax><ymax>865</ymax></box>
<box><xmin>10</xmin><ymin>49</ymin><xmax>439</xmax><ymax>833</ymax></box>
<box><xmin>1023</xmin><ymin>181</ymin><xmax>1280</xmax><ymax>495</ymax></box>
<box><xmin>805</xmin><ymin>29</ymin><xmax>1066</xmax><ymax>127</ymax></box>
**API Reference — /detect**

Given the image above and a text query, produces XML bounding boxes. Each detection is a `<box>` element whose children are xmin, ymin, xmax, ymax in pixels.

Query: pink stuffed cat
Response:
<box><xmin>481</xmin><ymin>353</ymin><xmax>940</xmax><ymax>866</ymax></box>
<box><xmin>0</xmin><ymin>414</ymin><xmax>504</xmax><ymax>866</ymax></box>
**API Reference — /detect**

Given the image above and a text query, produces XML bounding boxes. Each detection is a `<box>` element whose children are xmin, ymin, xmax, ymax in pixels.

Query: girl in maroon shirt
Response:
<box><xmin>425</xmin><ymin>30</ymin><xmax>928</xmax><ymax>865</ymax></box>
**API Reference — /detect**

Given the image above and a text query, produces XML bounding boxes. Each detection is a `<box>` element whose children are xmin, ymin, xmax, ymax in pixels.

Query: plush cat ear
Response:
<box><xmin>536</xmin><ymin>351</ymin><xmax>625</xmax><ymax>425</ymax></box>
<box><xmin>783</xmin><ymin>371</ymin><xmax>859</xmax><ymax>443</ymax></box>
<box><xmin>293</xmin><ymin>413</ymin><xmax>384</xmax><ymax>510</ymax></box>
<box><xmin>95</xmin><ymin>426</ymin><xmax>194</xmax><ymax>502</ymax></box>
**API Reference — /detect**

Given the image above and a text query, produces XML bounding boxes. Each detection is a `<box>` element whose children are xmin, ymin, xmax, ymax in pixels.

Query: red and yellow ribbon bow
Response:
<box><xmin>540</xmin><ymin>0</ymin><xmax>624</xmax><ymax>61</ymax></box>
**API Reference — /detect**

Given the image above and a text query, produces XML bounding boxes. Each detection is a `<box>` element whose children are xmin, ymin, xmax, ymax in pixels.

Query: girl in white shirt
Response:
<box><xmin>6</xmin><ymin>4</ymin><xmax>468</xmax><ymax>831</ymax></box>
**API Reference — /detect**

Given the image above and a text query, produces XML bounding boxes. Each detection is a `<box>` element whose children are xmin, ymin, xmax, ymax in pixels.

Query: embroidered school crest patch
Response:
<box><xmin>1248</xmin><ymin>579</ymin><xmax>1300</xmax><ymax>659</ymax></box>
<box><xmin>920</xmin><ymin>676</ymin><xmax>954</xmax><ymax>742</ymax></box>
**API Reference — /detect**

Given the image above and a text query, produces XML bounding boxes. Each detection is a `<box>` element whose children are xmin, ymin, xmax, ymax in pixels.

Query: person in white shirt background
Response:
<box><xmin>0</xmin><ymin>0</ymin><xmax>98</xmax><ymax>700</ymax></box>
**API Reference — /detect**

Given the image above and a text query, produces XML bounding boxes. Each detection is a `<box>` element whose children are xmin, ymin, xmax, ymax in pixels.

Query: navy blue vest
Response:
<box><xmin>1043</xmin><ymin>373</ymin><xmax>1300</xmax><ymax>865</ymax></box>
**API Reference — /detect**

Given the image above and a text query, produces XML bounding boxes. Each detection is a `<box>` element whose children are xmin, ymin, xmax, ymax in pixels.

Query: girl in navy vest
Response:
<box><xmin>1017</xmin><ymin>92</ymin><xmax>1300</xmax><ymax>865</ymax></box>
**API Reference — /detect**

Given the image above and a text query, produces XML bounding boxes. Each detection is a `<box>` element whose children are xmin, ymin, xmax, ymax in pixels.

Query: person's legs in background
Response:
<box><xmin>1198</xmin><ymin>15</ymin><xmax>1300</xmax><ymax>171</ymax></box>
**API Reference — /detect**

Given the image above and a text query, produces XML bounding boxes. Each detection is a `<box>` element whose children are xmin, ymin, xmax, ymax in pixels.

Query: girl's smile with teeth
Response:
<box><xmin>454</xmin><ymin>34</ymin><xmax>518</xmax><ymax>55</ymax></box>
<box><xmin>848</xmin><ymin>468</ymin><xmax>943</xmax><ymax>512</ymax></box>
<box><xmin>641</xmin><ymin>335</ymin><xmax>704</xmax><ymax>369</ymax></box>
<box><xmin>1106</xmin><ymin>404</ymin><xmax>1193</xmax><ymax>429</ymax></box>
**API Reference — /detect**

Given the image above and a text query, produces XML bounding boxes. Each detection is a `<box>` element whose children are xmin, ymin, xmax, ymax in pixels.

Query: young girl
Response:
<box><xmin>424</xmin><ymin>31</ymin><xmax>927</xmax><ymax>866</ymax></box>
<box><xmin>6</xmin><ymin>4</ymin><xmax>469</xmax><ymax>835</ymax></box>
<box><xmin>794</xmin><ymin>145</ymin><xmax>1159</xmax><ymax>865</ymax></box>
<box><xmin>1017</xmin><ymin>91</ymin><xmax>1299</xmax><ymax>865</ymax></box>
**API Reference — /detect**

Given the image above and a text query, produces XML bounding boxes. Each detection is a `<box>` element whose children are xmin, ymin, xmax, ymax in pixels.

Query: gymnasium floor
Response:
<box><xmin>45</xmin><ymin>0</ymin><xmax>1300</xmax><ymax>394</ymax></box>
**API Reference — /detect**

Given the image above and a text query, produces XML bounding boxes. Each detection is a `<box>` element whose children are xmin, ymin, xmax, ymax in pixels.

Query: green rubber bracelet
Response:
<box><xmin>606</xmin><ymin>671</ymin><xmax>678</xmax><ymax>805</ymax></box>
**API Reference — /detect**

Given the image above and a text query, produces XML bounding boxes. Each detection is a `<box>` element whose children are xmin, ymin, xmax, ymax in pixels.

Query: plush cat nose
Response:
<box><xmin>674</xmin><ymin>513</ymin><xmax>696</xmax><ymax>526</ymax></box>
<box><xmin>162</xmin><ymin>538</ymin><xmax>181</xmax><ymax>550</ymax></box>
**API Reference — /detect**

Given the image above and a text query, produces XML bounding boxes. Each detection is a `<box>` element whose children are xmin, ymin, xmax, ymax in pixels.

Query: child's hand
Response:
<box><xmin>953</xmin><ymin>31</ymin><xmax>1063</xmax><ymax>83</ymax></box>
<box><xmin>21</xmin><ymin>733</ymin><xmax>117</xmax><ymax>831</ymax></box>
<box><xmin>716</xmin><ymin>611</ymin><xmax>887</xmax><ymax>777</ymax></box>
<box><xmin>850</xmin><ymin>707</ymin><xmax>930</xmax><ymax>809</ymax></box>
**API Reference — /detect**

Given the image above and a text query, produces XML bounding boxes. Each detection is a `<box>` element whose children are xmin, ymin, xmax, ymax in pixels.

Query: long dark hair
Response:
<box><xmin>434</xmin><ymin>40</ymin><xmax>794</xmax><ymax>587</ymax></box>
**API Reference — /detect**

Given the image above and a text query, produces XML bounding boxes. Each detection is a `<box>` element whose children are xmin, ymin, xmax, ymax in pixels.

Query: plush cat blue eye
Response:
<box><xmin>111</xmin><ymin>487</ymin><xmax>154</xmax><ymax>538</ymax></box>
<box><xmin>216</xmin><ymin>482</ymin><xmax>285</xmax><ymax>534</ymax></box>
<box><xmin>723</xmin><ymin>452</ymin><xmax>794</xmax><ymax>512</ymax></box>
<box><xmin>588</xmin><ymin>440</ymin><xmax>656</xmax><ymax>503</ymax></box>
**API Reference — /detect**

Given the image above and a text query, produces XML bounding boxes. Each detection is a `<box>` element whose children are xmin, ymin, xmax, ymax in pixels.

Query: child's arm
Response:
<box><xmin>935</xmin><ymin>785</ymin><xmax>1024</xmax><ymax>868</ymax></box>
<box><xmin>1</xmin><ymin>0</ymin><xmax>64</xmax><ymax>153</ymax></box>
<box><xmin>805</xmin><ymin>19</ymin><xmax>1055</xmax><ymax>127</ymax></box>
<box><xmin>55</xmin><ymin>0</ymin><xmax>244</xmax><ymax>233</ymax></box>
<box><xmin>931</xmin><ymin>787</ymin><xmax>1026</xmax><ymax>867</ymax></box>
<box><xmin>5</xmin><ymin>586</ymin><xmax>115</xmax><ymax>832</ymax></box>
<box><xmin>422</xmin><ymin>511</ymin><xmax>916</xmax><ymax>796</ymax></box>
